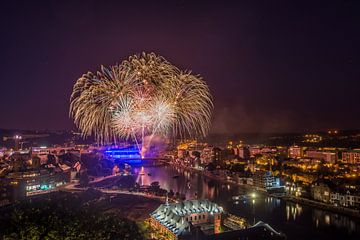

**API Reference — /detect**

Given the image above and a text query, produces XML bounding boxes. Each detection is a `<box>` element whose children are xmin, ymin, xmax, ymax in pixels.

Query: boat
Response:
<box><xmin>232</xmin><ymin>195</ymin><xmax>247</xmax><ymax>201</ymax></box>
<box><xmin>232</xmin><ymin>193</ymin><xmax>258</xmax><ymax>201</ymax></box>
<box><xmin>172</xmin><ymin>175</ymin><xmax>179</xmax><ymax>179</ymax></box>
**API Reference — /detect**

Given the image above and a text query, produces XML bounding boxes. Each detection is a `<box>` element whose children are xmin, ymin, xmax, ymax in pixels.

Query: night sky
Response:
<box><xmin>0</xmin><ymin>0</ymin><xmax>359</xmax><ymax>134</ymax></box>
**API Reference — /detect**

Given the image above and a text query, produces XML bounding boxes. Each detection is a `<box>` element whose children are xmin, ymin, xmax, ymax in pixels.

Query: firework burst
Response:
<box><xmin>70</xmin><ymin>52</ymin><xmax>212</xmax><ymax>156</ymax></box>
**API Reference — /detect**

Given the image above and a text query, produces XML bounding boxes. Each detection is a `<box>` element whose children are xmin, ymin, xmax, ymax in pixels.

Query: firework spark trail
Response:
<box><xmin>70</xmin><ymin>52</ymin><xmax>213</xmax><ymax>157</ymax></box>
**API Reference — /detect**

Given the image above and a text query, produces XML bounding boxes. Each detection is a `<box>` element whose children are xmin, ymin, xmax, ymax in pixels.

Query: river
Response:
<box><xmin>133</xmin><ymin>164</ymin><xmax>360</xmax><ymax>240</ymax></box>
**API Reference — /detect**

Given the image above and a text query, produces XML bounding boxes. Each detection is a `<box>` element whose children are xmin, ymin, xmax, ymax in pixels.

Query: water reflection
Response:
<box><xmin>286</xmin><ymin>203</ymin><xmax>303</xmax><ymax>221</ymax></box>
<box><xmin>133</xmin><ymin>164</ymin><xmax>360</xmax><ymax>240</ymax></box>
<box><xmin>312</xmin><ymin>209</ymin><xmax>357</xmax><ymax>234</ymax></box>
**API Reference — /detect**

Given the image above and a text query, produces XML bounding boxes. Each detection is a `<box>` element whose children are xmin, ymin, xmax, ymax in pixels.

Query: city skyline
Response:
<box><xmin>1</xmin><ymin>1</ymin><xmax>359</xmax><ymax>133</ymax></box>
<box><xmin>1</xmin><ymin>2</ymin><xmax>360</xmax><ymax>240</ymax></box>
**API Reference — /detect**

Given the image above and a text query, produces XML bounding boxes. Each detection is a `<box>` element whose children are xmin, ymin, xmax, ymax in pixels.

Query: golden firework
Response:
<box><xmin>70</xmin><ymin>52</ymin><xmax>212</xmax><ymax>155</ymax></box>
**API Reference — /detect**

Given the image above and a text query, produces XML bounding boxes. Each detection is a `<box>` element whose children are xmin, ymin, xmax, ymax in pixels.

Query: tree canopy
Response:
<box><xmin>0</xmin><ymin>191</ymin><xmax>144</xmax><ymax>240</ymax></box>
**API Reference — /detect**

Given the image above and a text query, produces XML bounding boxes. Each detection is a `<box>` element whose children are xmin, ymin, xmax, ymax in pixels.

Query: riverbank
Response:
<box><xmin>62</xmin><ymin>182</ymin><xmax>165</xmax><ymax>221</ymax></box>
<box><xmin>283</xmin><ymin>195</ymin><xmax>360</xmax><ymax>218</ymax></box>
<box><xmin>172</xmin><ymin>162</ymin><xmax>360</xmax><ymax>219</ymax></box>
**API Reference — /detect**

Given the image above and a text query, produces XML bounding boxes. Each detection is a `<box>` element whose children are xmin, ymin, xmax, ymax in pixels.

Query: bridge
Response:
<box><xmin>104</xmin><ymin>146</ymin><xmax>170</xmax><ymax>164</ymax></box>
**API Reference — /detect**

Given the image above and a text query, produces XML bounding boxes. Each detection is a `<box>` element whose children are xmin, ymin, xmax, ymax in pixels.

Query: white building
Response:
<box><xmin>330</xmin><ymin>191</ymin><xmax>360</xmax><ymax>208</ymax></box>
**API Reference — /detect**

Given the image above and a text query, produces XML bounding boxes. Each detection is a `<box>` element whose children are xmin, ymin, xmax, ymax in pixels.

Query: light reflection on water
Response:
<box><xmin>133</xmin><ymin>164</ymin><xmax>360</xmax><ymax>240</ymax></box>
<box><xmin>286</xmin><ymin>203</ymin><xmax>302</xmax><ymax>221</ymax></box>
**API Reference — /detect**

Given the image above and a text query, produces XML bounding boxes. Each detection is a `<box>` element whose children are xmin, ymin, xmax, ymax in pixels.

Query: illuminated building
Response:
<box><xmin>322</xmin><ymin>152</ymin><xmax>337</xmax><ymax>164</ymax></box>
<box><xmin>200</xmin><ymin>147</ymin><xmax>222</xmax><ymax>165</ymax></box>
<box><xmin>150</xmin><ymin>199</ymin><xmax>223</xmax><ymax>239</ymax></box>
<box><xmin>238</xmin><ymin>147</ymin><xmax>250</xmax><ymax>159</ymax></box>
<box><xmin>260</xmin><ymin>147</ymin><xmax>277</xmax><ymax>154</ymax></box>
<box><xmin>178</xmin><ymin>149</ymin><xmax>188</xmax><ymax>159</ymax></box>
<box><xmin>32</xmin><ymin>146</ymin><xmax>52</xmax><ymax>164</ymax></box>
<box><xmin>2</xmin><ymin>168</ymin><xmax>70</xmax><ymax>202</ymax></box>
<box><xmin>249</xmin><ymin>146</ymin><xmax>261</xmax><ymax>156</ymax></box>
<box><xmin>288</xmin><ymin>146</ymin><xmax>304</xmax><ymax>158</ymax></box>
<box><xmin>177</xmin><ymin>141</ymin><xmax>206</xmax><ymax>161</ymax></box>
<box><xmin>342</xmin><ymin>151</ymin><xmax>360</xmax><ymax>164</ymax></box>
<box><xmin>253</xmin><ymin>171</ymin><xmax>284</xmax><ymax>193</ymax></box>
<box><xmin>303</xmin><ymin>134</ymin><xmax>322</xmax><ymax>143</ymax></box>
<box><xmin>253</xmin><ymin>171</ymin><xmax>268</xmax><ymax>189</ymax></box>
<box><xmin>330</xmin><ymin>191</ymin><xmax>360</xmax><ymax>208</ymax></box>
<box><xmin>311</xmin><ymin>183</ymin><xmax>331</xmax><ymax>203</ymax></box>
<box><xmin>305</xmin><ymin>150</ymin><xmax>337</xmax><ymax>164</ymax></box>
<box><xmin>305</xmin><ymin>150</ymin><xmax>324</xmax><ymax>159</ymax></box>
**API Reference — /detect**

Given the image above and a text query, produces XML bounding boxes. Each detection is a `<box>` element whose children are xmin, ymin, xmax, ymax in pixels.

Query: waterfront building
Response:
<box><xmin>330</xmin><ymin>190</ymin><xmax>360</xmax><ymax>208</ymax></box>
<box><xmin>252</xmin><ymin>171</ymin><xmax>266</xmax><ymax>189</ymax></box>
<box><xmin>252</xmin><ymin>171</ymin><xmax>284</xmax><ymax>193</ymax></box>
<box><xmin>150</xmin><ymin>199</ymin><xmax>223</xmax><ymax>239</ymax></box>
<box><xmin>237</xmin><ymin>177</ymin><xmax>253</xmax><ymax>185</ymax></box>
<box><xmin>264</xmin><ymin>171</ymin><xmax>277</xmax><ymax>189</ymax></box>
<box><xmin>311</xmin><ymin>182</ymin><xmax>331</xmax><ymax>203</ymax></box>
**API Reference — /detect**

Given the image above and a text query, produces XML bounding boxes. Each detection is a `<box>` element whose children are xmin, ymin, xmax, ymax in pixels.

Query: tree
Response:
<box><xmin>79</xmin><ymin>170</ymin><xmax>89</xmax><ymax>187</ymax></box>
<box><xmin>46</xmin><ymin>154</ymin><xmax>56</xmax><ymax>165</ymax></box>
<box><xmin>0</xmin><ymin>192</ymin><xmax>144</xmax><ymax>240</ymax></box>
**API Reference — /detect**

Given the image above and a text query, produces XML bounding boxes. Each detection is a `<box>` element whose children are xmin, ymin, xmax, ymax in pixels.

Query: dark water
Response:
<box><xmin>133</xmin><ymin>164</ymin><xmax>360</xmax><ymax>240</ymax></box>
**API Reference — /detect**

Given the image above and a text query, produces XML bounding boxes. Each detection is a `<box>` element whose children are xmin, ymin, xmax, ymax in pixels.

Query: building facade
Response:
<box><xmin>150</xmin><ymin>199</ymin><xmax>223</xmax><ymax>239</ymax></box>
<box><xmin>288</xmin><ymin>146</ymin><xmax>304</xmax><ymax>159</ymax></box>
<box><xmin>342</xmin><ymin>151</ymin><xmax>360</xmax><ymax>164</ymax></box>
<box><xmin>311</xmin><ymin>183</ymin><xmax>331</xmax><ymax>203</ymax></box>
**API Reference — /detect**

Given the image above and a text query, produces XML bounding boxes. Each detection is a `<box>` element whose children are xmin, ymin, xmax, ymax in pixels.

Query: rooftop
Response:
<box><xmin>150</xmin><ymin>199</ymin><xmax>223</xmax><ymax>236</ymax></box>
